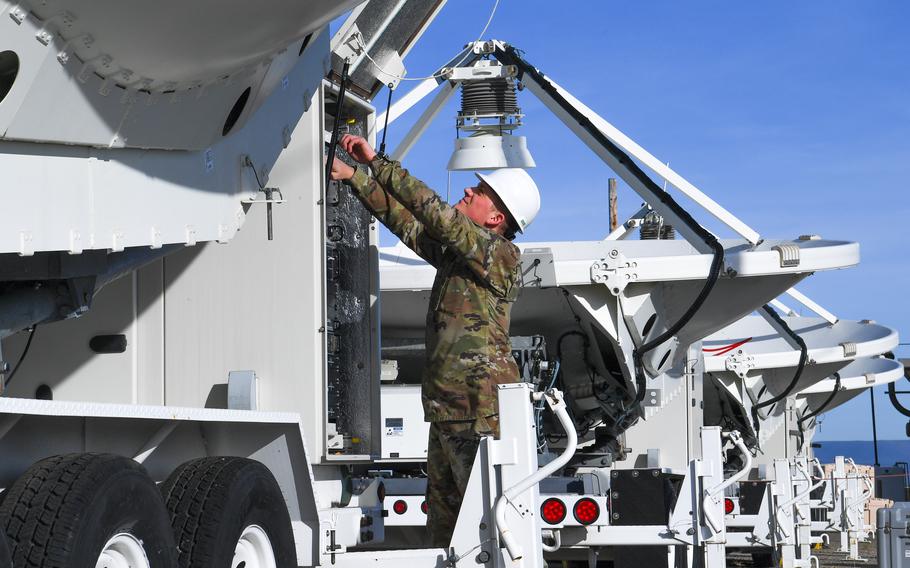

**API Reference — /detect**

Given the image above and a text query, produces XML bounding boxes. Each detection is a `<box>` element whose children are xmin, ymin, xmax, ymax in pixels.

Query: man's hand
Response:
<box><xmin>330</xmin><ymin>157</ymin><xmax>356</xmax><ymax>181</ymax></box>
<box><xmin>339</xmin><ymin>134</ymin><xmax>377</xmax><ymax>164</ymax></box>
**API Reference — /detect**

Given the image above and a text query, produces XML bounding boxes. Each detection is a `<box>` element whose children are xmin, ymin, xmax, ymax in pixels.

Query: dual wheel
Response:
<box><xmin>0</xmin><ymin>454</ymin><xmax>294</xmax><ymax>567</ymax></box>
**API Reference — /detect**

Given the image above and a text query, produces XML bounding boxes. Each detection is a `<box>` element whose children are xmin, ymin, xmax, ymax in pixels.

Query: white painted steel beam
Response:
<box><xmin>542</xmin><ymin>79</ymin><xmax>762</xmax><ymax>245</ymax></box>
<box><xmin>519</xmin><ymin>75</ymin><xmax>715</xmax><ymax>254</ymax></box>
<box><xmin>390</xmin><ymin>81</ymin><xmax>457</xmax><ymax>162</ymax></box>
<box><xmin>784</xmin><ymin>288</ymin><xmax>839</xmax><ymax>325</ymax></box>
<box><xmin>374</xmin><ymin>77</ymin><xmax>441</xmax><ymax>135</ymax></box>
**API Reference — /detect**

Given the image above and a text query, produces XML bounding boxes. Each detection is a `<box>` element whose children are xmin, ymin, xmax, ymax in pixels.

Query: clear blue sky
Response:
<box><xmin>339</xmin><ymin>1</ymin><xmax>910</xmax><ymax>441</ymax></box>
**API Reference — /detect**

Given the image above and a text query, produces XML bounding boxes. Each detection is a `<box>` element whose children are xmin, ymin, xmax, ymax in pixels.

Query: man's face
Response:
<box><xmin>454</xmin><ymin>181</ymin><xmax>502</xmax><ymax>229</ymax></box>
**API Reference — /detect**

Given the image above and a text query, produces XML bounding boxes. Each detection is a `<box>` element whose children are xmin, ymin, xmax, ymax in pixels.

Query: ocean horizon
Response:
<box><xmin>812</xmin><ymin>439</ymin><xmax>909</xmax><ymax>466</ymax></box>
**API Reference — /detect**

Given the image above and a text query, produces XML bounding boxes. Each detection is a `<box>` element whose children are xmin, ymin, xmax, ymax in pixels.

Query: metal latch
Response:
<box><xmin>840</xmin><ymin>342</ymin><xmax>857</xmax><ymax>358</ymax></box>
<box><xmin>241</xmin><ymin>156</ymin><xmax>285</xmax><ymax>240</ymax></box>
<box><xmin>772</xmin><ymin>244</ymin><xmax>800</xmax><ymax>268</ymax></box>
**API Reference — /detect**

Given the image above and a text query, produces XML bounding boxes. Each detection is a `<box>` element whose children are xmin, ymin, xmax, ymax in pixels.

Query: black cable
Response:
<box><xmin>889</xmin><ymin>378</ymin><xmax>910</xmax><ymax>418</ymax></box>
<box><xmin>493</xmin><ymin>45</ymin><xmax>726</xmax><ymax>415</ymax></box>
<box><xmin>325</xmin><ymin>60</ymin><xmax>351</xmax><ymax>192</ymax></box>
<box><xmin>555</xmin><ymin>330</ymin><xmax>609</xmax><ymax>403</ymax></box>
<box><xmin>378</xmin><ymin>83</ymin><xmax>394</xmax><ymax>156</ymax></box>
<box><xmin>750</xmin><ymin>304</ymin><xmax>808</xmax><ymax>432</ymax></box>
<box><xmin>754</xmin><ymin>305</ymin><xmax>808</xmax><ymax>410</ymax></box>
<box><xmin>556</xmin><ymin>330</ymin><xmax>587</xmax><ymax>361</ymax></box>
<box><xmin>796</xmin><ymin>373</ymin><xmax>841</xmax><ymax>450</ymax></box>
<box><xmin>4</xmin><ymin>325</ymin><xmax>37</xmax><ymax>390</ymax></box>
<box><xmin>800</xmin><ymin>373</ymin><xmax>842</xmax><ymax>425</ymax></box>
<box><xmin>249</xmin><ymin>163</ymin><xmax>265</xmax><ymax>189</ymax></box>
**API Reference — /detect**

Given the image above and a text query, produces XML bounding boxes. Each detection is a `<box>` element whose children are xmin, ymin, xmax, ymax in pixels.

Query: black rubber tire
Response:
<box><xmin>0</xmin><ymin>453</ymin><xmax>178</xmax><ymax>567</ymax></box>
<box><xmin>161</xmin><ymin>456</ymin><xmax>296</xmax><ymax>567</ymax></box>
<box><xmin>0</xmin><ymin>528</ymin><xmax>10</xmax><ymax>568</ymax></box>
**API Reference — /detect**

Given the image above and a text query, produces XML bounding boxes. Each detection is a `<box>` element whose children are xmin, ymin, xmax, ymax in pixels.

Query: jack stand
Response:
<box><xmin>772</xmin><ymin>459</ymin><xmax>797</xmax><ymax>567</ymax></box>
<box><xmin>449</xmin><ymin>384</ymin><xmax>564</xmax><ymax>568</ymax></box>
<box><xmin>792</xmin><ymin>457</ymin><xmax>815</xmax><ymax>568</ymax></box>
<box><xmin>670</xmin><ymin>426</ymin><xmax>730</xmax><ymax>568</ymax></box>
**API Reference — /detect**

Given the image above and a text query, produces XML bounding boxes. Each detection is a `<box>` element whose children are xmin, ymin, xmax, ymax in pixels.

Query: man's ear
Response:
<box><xmin>485</xmin><ymin>210</ymin><xmax>505</xmax><ymax>230</ymax></box>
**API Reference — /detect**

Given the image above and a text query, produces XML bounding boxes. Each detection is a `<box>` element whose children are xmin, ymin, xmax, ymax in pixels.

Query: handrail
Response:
<box><xmin>703</xmin><ymin>430</ymin><xmax>751</xmax><ymax>532</ymax></box>
<box><xmin>810</xmin><ymin>458</ymin><xmax>828</xmax><ymax>495</ymax></box>
<box><xmin>495</xmin><ymin>389</ymin><xmax>577</xmax><ymax>561</ymax></box>
<box><xmin>541</xmin><ymin>529</ymin><xmax>561</xmax><ymax>553</ymax></box>
<box><xmin>779</xmin><ymin>461</ymin><xmax>813</xmax><ymax>511</ymax></box>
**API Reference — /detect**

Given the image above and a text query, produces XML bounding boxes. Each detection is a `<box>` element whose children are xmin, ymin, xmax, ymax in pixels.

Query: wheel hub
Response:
<box><xmin>96</xmin><ymin>533</ymin><xmax>151</xmax><ymax>568</ymax></box>
<box><xmin>233</xmin><ymin>525</ymin><xmax>277</xmax><ymax>568</ymax></box>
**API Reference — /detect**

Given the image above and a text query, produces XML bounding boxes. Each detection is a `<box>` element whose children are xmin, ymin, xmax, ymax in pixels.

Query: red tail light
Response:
<box><xmin>573</xmin><ymin>497</ymin><xmax>600</xmax><ymax>525</ymax></box>
<box><xmin>724</xmin><ymin>498</ymin><xmax>735</xmax><ymax>515</ymax></box>
<box><xmin>392</xmin><ymin>499</ymin><xmax>408</xmax><ymax>515</ymax></box>
<box><xmin>421</xmin><ymin>500</ymin><xmax>428</xmax><ymax>514</ymax></box>
<box><xmin>540</xmin><ymin>498</ymin><xmax>567</xmax><ymax>525</ymax></box>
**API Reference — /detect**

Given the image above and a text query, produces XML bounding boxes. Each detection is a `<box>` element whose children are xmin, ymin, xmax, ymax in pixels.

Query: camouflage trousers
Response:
<box><xmin>426</xmin><ymin>415</ymin><xmax>499</xmax><ymax>548</ymax></box>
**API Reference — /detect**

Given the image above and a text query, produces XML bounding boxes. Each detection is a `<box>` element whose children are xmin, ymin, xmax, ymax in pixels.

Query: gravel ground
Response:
<box><xmin>727</xmin><ymin>533</ymin><xmax>879</xmax><ymax>567</ymax></box>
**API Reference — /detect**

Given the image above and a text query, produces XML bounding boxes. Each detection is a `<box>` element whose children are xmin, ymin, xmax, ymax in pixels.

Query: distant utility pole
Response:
<box><xmin>609</xmin><ymin>178</ymin><xmax>618</xmax><ymax>231</ymax></box>
<box><xmin>871</xmin><ymin>387</ymin><xmax>880</xmax><ymax>467</ymax></box>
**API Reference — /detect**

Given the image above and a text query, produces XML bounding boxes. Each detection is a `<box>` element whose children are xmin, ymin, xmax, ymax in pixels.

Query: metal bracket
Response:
<box><xmin>241</xmin><ymin>188</ymin><xmax>285</xmax><ymax>241</ymax></box>
<box><xmin>590</xmin><ymin>251</ymin><xmax>638</xmax><ymax>296</ymax></box>
<box><xmin>724</xmin><ymin>352</ymin><xmax>756</xmax><ymax>379</ymax></box>
<box><xmin>643</xmin><ymin>389</ymin><xmax>661</xmax><ymax>407</ymax></box>
<box><xmin>446</xmin><ymin>61</ymin><xmax>517</xmax><ymax>81</ymax></box>
<box><xmin>772</xmin><ymin>243</ymin><xmax>801</xmax><ymax>267</ymax></box>
<box><xmin>241</xmin><ymin>154</ymin><xmax>285</xmax><ymax>241</ymax></box>
<box><xmin>334</xmin><ymin>25</ymin><xmax>365</xmax><ymax>63</ymax></box>
<box><xmin>489</xmin><ymin>439</ymin><xmax>518</xmax><ymax>466</ymax></box>
<box><xmin>228</xmin><ymin>370</ymin><xmax>259</xmax><ymax>411</ymax></box>
<box><xmin>840</xmin><ymin>341</ymin><xmax>857</xmax><ymax>358</ymax></box>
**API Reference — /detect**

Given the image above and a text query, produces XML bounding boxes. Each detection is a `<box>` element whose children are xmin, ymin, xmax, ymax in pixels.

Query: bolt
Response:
<box><xmin>632</xmin><ymin>471</ymin><xmax>639</xmax><ymax>478</ymax></box>
<box><xmin>610</xmin><ymin>249</ymin><xmax>619</xmax><ymax>258</ymax></box>
<box><xmin>475</xmin><ymin>550</ymin><xmax>491</xmax><ymax>564</ymax></box>
<box><xmin>687</xmin><ymin>528</ymin><xmax>695</xmax><ymax>536</ymax></box>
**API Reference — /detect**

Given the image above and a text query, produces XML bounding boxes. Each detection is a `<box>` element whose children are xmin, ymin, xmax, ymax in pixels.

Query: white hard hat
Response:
<box><xmin>474</xmin><ymin>168</ymin><xmax>541</xmax><ymax>233</ymax></box>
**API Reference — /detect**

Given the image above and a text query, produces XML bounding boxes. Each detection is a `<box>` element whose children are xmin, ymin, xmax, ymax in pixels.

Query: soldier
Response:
<box><xmin>330</xmin><ymin>133</ymin><xmax>541</xmax><ymax>547</ymax></box>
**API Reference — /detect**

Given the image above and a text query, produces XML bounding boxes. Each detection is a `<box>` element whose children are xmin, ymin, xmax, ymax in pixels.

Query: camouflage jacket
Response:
<box><xmin>345</xmin><ymin>156</ymin><xmax>521</xmax><ymax>422</ymax></box>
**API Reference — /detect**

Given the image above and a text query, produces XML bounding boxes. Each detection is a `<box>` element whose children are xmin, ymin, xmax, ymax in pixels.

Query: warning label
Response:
<box><xmin>385</xmin><ymin>417</ymin><xmax>404</xmax><ymax>437</ymax></box>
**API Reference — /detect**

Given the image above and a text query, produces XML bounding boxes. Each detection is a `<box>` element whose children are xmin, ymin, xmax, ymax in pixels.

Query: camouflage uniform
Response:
<box><xmin>345</xmin><ymin>156</ymin><xmax>521</xmax><ymax>546</ymax></box>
